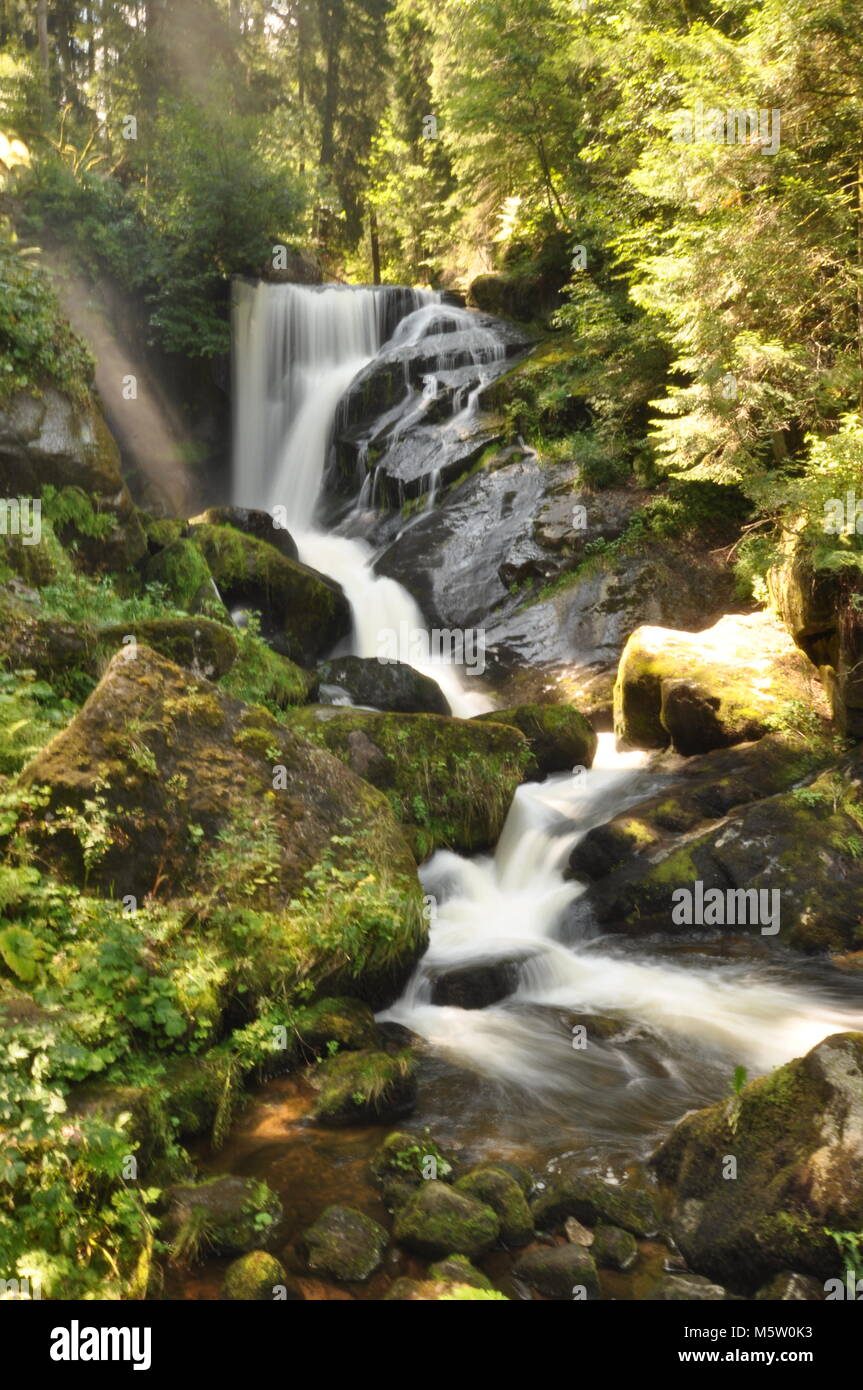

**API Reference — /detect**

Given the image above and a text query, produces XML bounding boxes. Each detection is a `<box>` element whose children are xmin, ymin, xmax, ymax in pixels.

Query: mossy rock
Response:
<box><xmin>475</xmin><ymin>703</ymin><xmax>597</xmax><ymax>777</ymax></box>
<box><xmin>160</xmin><ymin>1054</ymin><xmax>235</xmax><ymax>1140</ymax></box>
<box><xmin>190</xmin><ymin>507</ymin><xmax>299</xmax><ymax>563</ymax></box>
<box><xmin>384</xmin><ymin>1277</ymin><xmax>508</xmax><ymax>1301</ymax></box>
<box><xmin>614</xmin><ymin>613</ymin><xmax>819</xmax><ymax>755</ymax></box>
<box><xmin>311</xmin><ymin>1048</ymin><xmax>417</xmax><ymax>1125</ymax></box>
<box><xmin>293</xmin><ymin>996</ymin><xmax>380</xmax><ymax>1056</ymax></box>
<box><xmin>654</xmin><ymin>1273</ymin><xmax>731</xmax><ymax>1300</ymax></box>
<box><xmin>190</xmin><ymin>522</ymin><xmax>350</xmax><ymax>665</ymax></box>
<box><xmin>219</xmin><ymin>635</ymin><xmax>316</xmax><ymax>711</ymax></box>
<box><xmin>650</xmin><ymin>1032</ymin><xmax>863</xmax><ymax>1290</ymax></box>
<box><xmin>592</xmin><ymin>1224</ymin><xmax>638</xmax><ymax>1271</ymax></box>
<box><xmin>370</xmin><ymin>1130</ymin><xmax>456</xmax><ymax>1196</ymax></box>
<box><xmin>454</xmin><ymin>1166</ymin><xmax>533</xmax><ymax>1246</ymax></box>
<box><xmin>512</xmin><ymin>1244</ymin><xmax>599</xmax><ymax>1300</ymax></box>
<box><xmin>97</xmin><ymin>618</ymin><xmax>238</xmax><ymax>681</ymax></box>
<box><xmin>138</xmin><ymin>512</ymin><xmax>187</xmax><ymax>552</ymax></box>
<box><xmin>164</xmin><ymin>1175</ymin><xmax>282</xmax><ymax>1259</ymax></box>
<box><xmin>285</xmin><ymin>705</ymin><xmax>532</xmax><ymax>857</ymax></box>
<box><xmin>223</xmin><ymin>1251</ymin><xmax>292</xmax><ymax>1301</ymax></box>
<box><xmin>302</xmin><ymin>1205</ymin><xmax>388</xmax><ymax>1281</ymax></box>
<box><xmin>0</xmin><ymin>607</ymin><xmax>98</xmax><ymax>683</ymax></box>
<box><xmin>530</xmin><ymin>1167</ymin><xmax>659</xmax><ymax>1237</ymax></box>
<box><xmin>393</xmin><ymin>1181</ymin><xmax>500</xmax><ymax>1259</ymax></box>
<box><xmin>66</xmin><ymin>1082</ymin><xmax>170</xmax><ymax>1175</ymax></box>
<box><xmin>143</xmin><ymin>539</ymin><xmax>221</xmax><ymax>615</ymax></box>
<box><xmin>427</xmin><ymin>1254</ymin><xmax>493</xmax><ymax>1290</ymax></box>
<box><xmin>470</xmin><ymin>1158</ymin><xmax>534</xmax><ymax>1195</ymax></box>
<box><xmin>16</xmin><ymin>646</ymin><xmax>425</xmax><ymax>1008</ymax></box>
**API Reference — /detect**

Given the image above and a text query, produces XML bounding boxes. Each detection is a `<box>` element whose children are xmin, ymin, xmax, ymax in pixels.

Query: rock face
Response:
<box><xmin>190</xmin><ymin>522</ymin><xmax>350</xmax><ymax>664</ymax></box>
<box><xmin>316</xmin><ymin>654</ymin><xmax>450</xmax><ymax>716</ymax></box>
<box><xmin>614</xmin><ymin>612</ymin><xmax>819</xmax><ymax>755</ymax></box>
<box><xmin>16</xmin><ymin>646</ymin><xmax>424</xmax><ymax>1002</ymax></box>
<box><xmin>285</xmin><ymin>705</ymin><xmax>532</xmax><ymax>858</ymax></box>
<box><xmin>0</xmin><ymin>387</ymin><xmax>146</xmax><ymax>571</ymax></box>
<box><xmin>651</xmin><ymin>1032</ymin><xmax>863</xmax><ymax>1290</ymax></box>
<box><xmin>475</xmin><ymin>703</ymin><xmax>597</xmax><ymax>777</ymax></box>
<box><xmin>770</xmin><ymin>538</ymin><xmax>863</xmax><ymax>737</ymax></box>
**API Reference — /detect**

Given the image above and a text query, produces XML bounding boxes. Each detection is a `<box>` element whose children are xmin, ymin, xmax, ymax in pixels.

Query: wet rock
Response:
<box><xmin>143</xmin><ymin>538</ymin><xmax>220</xmax><ymax>614</ymax></box>
<box><xmin>164</xmin><ymin>1176</ymin><xmax>282</xmax><ymax>1258</ymax></box>
<box><xmin>471</xmin><ymin>1159</ymin><xmax>535</xmax><ymax>1195</ymax></box>
<box><xmin>159</xmin><ymin>1054</ymin><xmax>235</xmax><ymax>1140</ymax></box>
<box><xmin>754</xmin><ymin>1271</ymin><xmax>825</xmax><ymax>1300</ymax></box>
<box><xmin>592</xmin><ymin>1224</ymin><xmax>638</xmax><ymax>1271</ymax></box>
<box><xmin>614</xmin><ymin>612</ymin><xmax>819</xmax><ymax>754</ymax></box>
<box><xmin>531</xmin><ymin>1166</ymin><xmax>659</xmax><ymax>1237</ymax></box>
<box><xmin>223</xmin><ymin>1251</ymin><xmax>293</xmax><ymax>1301</ymax></box>
<box><xmin>285</xmin><ymin>704</ymin><xmax>532</xmax><ymax>858</ymax></box>
<box><xmin>651</xmin><ymin>1032</ymin><xmax>863</xmax><ymax>1288</ymax></box>
<box><xmin>475</xmin><ymin>702</ymin><xmax>597</xmax><ymax>777</ymax></box>
<box><xmin>428</xmin><ymin>1255</ymin><xmax>494</xmax><ymax>1290</ymax></box>
<box><xmin>370</xmin><ymin>1130</ymin><xmax>456</xmax><ymax>1192</ymax></box>
<box><xmin>190</xmin><ymin>506</ymin><xmax>299</xmax><ymax>562</ymax></box>
<box><xmin>302</xmin><ymin>1205</ymin><xmax>388</xmax><ymax>1281</ymax></box>
<box><xmin>190</xmin><ymin>522</ymin><xmax>350</xmax><ymax>664</ymax></box>
<box><xmin>293</xmin><ymin>997</ymin><xmax>380</xmax><ymax>1056</ymax></box>
<box><xmin>429</xmin><ymin>958</ymin><xmax>524</xmax><ymax>1009</ymax></box>
<box><xmin>513</xmin><ymin>1244</ymin><xmax>599</xmax><ymax>1300</ymax></box>
<box><xmin>564</xmin><ymin>1217</ymin><xmax>594</xmax><ymax>1246</ymax></box>
<box><xmin>454</xmin><ymin>1166</ymin><xmax>534</xmax><ymax>1246</ymax></box>
<box><xmin>384</xmin><ymin>1277</ymin><xmax>507</xmax><ymax>1300</ymax></box>
<box><xmin>393</xmin><ymin>1181</ymin><xmax>500</xmax><ymax>1259</ymax></box>
<box><xmin>310</xmin><ymin>1049</ymin><xmax>417</xmax><ymax>1125</ymax></box>
<box><xmin>654</xmin><ymin>1273</ymin><xmax>731</xmax><ymax>1300</ymax></box>
<box><xmin>316</xmin><ymin>654</ymin><xmax>450</xmax><ymax>715</ymax></box>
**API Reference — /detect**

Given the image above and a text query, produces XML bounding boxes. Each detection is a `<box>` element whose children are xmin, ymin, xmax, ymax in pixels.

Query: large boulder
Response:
<box><xmin>310</xmin><ymin>1049</ymin><xmax>417</xmax><ymax>1125</ymax></box>
<box><xmin>651</xmin><ymin>1032</ymin><xmax>863</xmax><ymax>1290</ymax></box>
<box><xmin>284</xmin><ymin>705</ymin><xmax>532</xmax><ymax>858</ymax></box>
<box><xmin>393</xmin><ymin>1182</ymin><xmax>500</xmax><ymax>1259</ymax></box>
<box><xmin>530</xmin><ymin>1166</ymin><xmax>659</xmax><ymax>1237</ymax></box>
<box><xmin>454</xmin><ymin>1167</ymin><xmax>533</xmax><ymax>1246</ymax></box>
<box><xmin>190</xmin><ymin>523</ymin><xmax>350</xmax><ymax>664</ymax></box>
<box><xmin>0</xmin><ymin>387</ymin><xmax>146</xmax><ymax>571</ymax></box>
<box><xmin>190</xmin><ymin>506</ymin><xmax>299</xmax><ymax>562</ymax></box>
<box><xmin>16</xmin><ymin>646</ymin><xmax>425</xmax><ymax>1004</ymax></box>
<box><xmin>317</xmin><ymin>654</ymin><xmax>450</xmax><ymax>716</ymax></box>
<box><xmin>614</xmin><ymin>612</ymin><xmax>819</xmax><ymax>754</ymax></box>
<box><xmin>475</xmin><ymin>703</ymin><xmax>597</xmax><ymax>777</ymax></box>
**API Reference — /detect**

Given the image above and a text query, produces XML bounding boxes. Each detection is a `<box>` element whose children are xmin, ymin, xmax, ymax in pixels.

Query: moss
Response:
<box><xmin>293</xmin><ymin>996</ymin><xmax>379</xmax><ymax>1056</ymax></box>
<box><xmin>165</xmin><ymin>1175</ymin><xmax>283</xmax><ymax>1260</ymax></box>
<box><xmin>303</xmin><ymin>1205</ymin><xmax>388</xmax><ymax>1281</ymax></box>
<box><xmin>530</xmin><ymin>1167</ymin><xmax>659</xmax><ymax>1237</ymax></box>
<box><xmin>285</xmin><ymin>706</ymin><xmax>532</xmax><ymax>857</ymax></box>
<box><xmin>144</xmin><ymin>539</ymin><xmax>217</xmax><ymax>613</ymax></box>
<box><xmin>223</xmin><ymin>1251</ymin><xmax>287</xmax><ymax>1301</ymax></box>
<box><xmin>475</xmin><ymin>703</ymin><xmax>597</xmax><ymax>776</ymax></box>
<box><xmin>160</xmin><ymin>1054</ymin><xmax>235</xmax><ymax>1140</ymax></box>
<box><xmin>454</xmin><ymin>1167</ymin><xmax>533</xmax><ymax>1246</ymax></box>
<box><xmin>427</xmin><ymin>1255</ymin><xmax>493</xmax><ymax>1290</ymax></box>
<box><xmin>311</xmin><ymin>1048</ymin><xmax>416</xmax><ymax>1125</ymax></box>
<box><xmin>393</xmin><ymin>1181</ymin><xmax>500</xmax><ymax>1259</ymax></box>
<box><xmin>97</xmin><ymin>618</ymin><xmax>238</xmax><ymax>681</ymax></box>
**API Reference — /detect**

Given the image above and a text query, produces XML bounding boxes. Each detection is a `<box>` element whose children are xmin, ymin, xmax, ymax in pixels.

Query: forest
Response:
<box><xmin>1</xmin><ymin>0</ymin><xmax>863</xmax><ymax>1327</ymax></box>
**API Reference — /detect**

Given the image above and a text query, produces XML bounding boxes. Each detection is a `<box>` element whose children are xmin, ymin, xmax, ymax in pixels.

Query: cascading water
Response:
<box><xmin>381</xmin><ymin>734</ymin><xmax>863</xmax><ymax>1161</ymax></box>
<box><xmin>231</xmin><ymin>279</ymin><xmax>490</xmax><ymax>716</ymax></box>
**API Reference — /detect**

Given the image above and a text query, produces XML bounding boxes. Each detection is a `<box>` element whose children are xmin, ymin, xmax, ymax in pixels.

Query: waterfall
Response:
<box><xmin>231</xmin><ymin>280</ymin><xmax>489</xmax><ymax>716</ymax></box>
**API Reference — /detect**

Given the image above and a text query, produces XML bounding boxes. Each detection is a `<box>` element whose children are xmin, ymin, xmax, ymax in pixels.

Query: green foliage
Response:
<box><xmin>0</xmin><ymin>236</ymin><xmax>93</xmax><ymax>402</ymax></box>
<box><xmin>825</xmin><ymin>1228</ymin><xmax>863</xmax><ymax>1283</ymax></box>
<box><xmin>0</xmin><ymin>669</ymin><xmax>80</xmax><ymax>775</ymax></box>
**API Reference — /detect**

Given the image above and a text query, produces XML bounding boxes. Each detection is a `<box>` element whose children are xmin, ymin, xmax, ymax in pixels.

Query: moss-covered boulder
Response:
<box><xmin>310</xmin><ymin>1049</ymin><xmax>417</xmax><ymax>1125</ymax></box>
<box><xmin>370</xmin><ymin>1130</ymin><xmax>456</xmax><ymax>1210</ymax></box>
<box><xmin>317</xmin><ymin>654</ymin><xmax>450</xmax><ymax>716</ymax></box>
<box><xmin>614</xmin><ymin>613</ymin><xmax>818</xmax><ymax>754</ymax></box>
<box><xmin>302</xmin><ymin>1205</ymin><xmax>388</xmax><ymax>1281</ymax></box>
<box><xmin>0</xmin><ymin>387</ymin><xmax>146</xmax><ymax>571</ymax></box>
<box><xmin>223</xmin><ymin>1251</ymin><xmax>291</xmax><ymax>1301</ymax></box>
<box><xmin>512</xmin><ymin>1244</ymin><xmax>599</xmax><ymax>1299</ymax></box>
<box><xmin>285</xmin><ymin>705</ymin><xmax>532</xmax><ymax>857</ymax></box>
<box><xmin>475</xmin><ymin>703</ymin><xmax>597</xmax><ymax>777</ymax></box>
<box><xmin>190</xmin><ymin>507</ymin><xmax>299</xmax><ymax>563</ymax></box>
<box><xmin>394</xmin><ymin>1182</ymin><xmax>500</xmax><ymax>1259</ymax></box>
<box><xmin>163</xmin><ymin>1175</ymin><xmax>282</xmax><ymax>1259</ymax></box>
<box><xmin>530</xmin><ymin>1166</ymin><xmax>659</xmax><ymax>1237</ymax></box>
<box><xmin>16</xmin><ymin>646</ymin><xmax>425</xmax><ymax>1006</ymax></box>
<box><xmin>427</xmin><ymin>1254</ymin><xmax>493</xmax><ymax>1290</ymax></box>
<box><xmin>454</xmin><ymin>1166</ymin><xmax>533</xmax><ymax>1246</ymax></box>
<box><xmin>294</xmin><ymin>997</ymin><xmax>380</xmax><ymax>1057</ymax></box>
<box><xmin>143</xmin><ymin>538</ymin><xmax>221</xmax><ymax>614</ymax></box>
<box><xmin>190</xmin><ymin>522</ymin><xmax>350</xmax><ymax>664</ymax></box>
<box><xmin>98</xmin><ymin>619</ymin><xmax>237</xmax><ymax>681</ymax></box>
<box><xmin>651</xmin><ymin>1032</ymin><xmax>863</xmax><ymax>1290</ymax></box>
<box><xmin>591</xmin><ymin>1225</ymin><xmax>638</xmax><ymax>1271</ymax></box>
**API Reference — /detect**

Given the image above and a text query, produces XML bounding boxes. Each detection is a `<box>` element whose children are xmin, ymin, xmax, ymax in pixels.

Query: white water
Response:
<box><xmin>382</xmin><ymin>734</ymin><xmax>863</xmax><ymax>1108</ymax></box>
<box><xmin>232</xmin><ymin>280</ymin><xmax>489</xmax><ymax>716</ymax></box>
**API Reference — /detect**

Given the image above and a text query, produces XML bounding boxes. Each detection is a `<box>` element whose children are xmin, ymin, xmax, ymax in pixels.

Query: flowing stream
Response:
<box><xmin>231</xmin><ymin>279</ymin><xmax>863</xmax><ymax>1170</ymax></box>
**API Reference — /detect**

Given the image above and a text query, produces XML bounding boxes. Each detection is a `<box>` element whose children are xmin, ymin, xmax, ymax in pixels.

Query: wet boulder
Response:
<box><xmin>475</xmin><ymin>702</ymin><xmax>597</xmax><ymax>777</ymax></box>
<box><xmin>293</xmin><ymin>997</ymin><xmax>380</xmax><ymax>1057</ymax></box>
<box><xmin>190</xmin><ymin>506</ymin><xmax>299</xmax><ymax>562</ymax></box>
<box><xmin>654</xmin><ymin>1273</ymin><xmax>732</xmax><ymax>1300</ymax></box>
<box><xmin>310</xmin><ymin>1049</ymin><xmax>417</xmax><ymax>1125</ymax></box>
<box><xmin>190</xmin><ymin>523</ymin><xmax>350</xmax><ymax>664</ymax></box>
<box><xmin>512</xmin><ymin>1244</ymin><xmax>599</xmax><ymax>1300</ymax></box>
<box><xmin>285</xmin><ymin>705</ymin><xmax>532</xmax><ymax>858</ymax></box>
<box><xmin>163</xmin><ymin>1176</ymin><xmax>282</xmax><ymax>1259</ymax></box>
<box><xmin>651</xmin><ymin>1032</ymin><xmax>863</xmax><ymax>1289</ymax></box>
<box><xmin>143</xmin><ymin>538</ymin><xmax>222</xmax><ymax>615</ymax></box>
<box><xmin>393</xmin><ymin>1181</ymin><xmax>500</xmax><ymax>1259</ymax></box>
<box><xmin>591</xmin><ymin>1224</ymin><xmax>638</xmax><ymax>1271</ymax></box>
<box><xmin>427</xmin><ymin>1255</ymin><xmax>494</xmax><ymax>1290</ymax></box>
<box><xmin>530</xmin><ymin>1166</ymin><xmax>659</xmax><ymax>1237</ymax></box>
<box><xmin>454</xmin><ymin>1166</ymin><xmax>533</xmax><ymax>1246</ymax></box>
<box><xmin>614</xmin><ymin>612</ymin><xmax>819</xmax><ymax>754</ymax></box>
<box><xmin>223</xmin><ymin>1251</ymin><xmax>292</xmax><ymax>1301</ymax></box>
<box><xmin>302</xmin><ymin>1205</ymin><xmax>388</xmax><ymax>1281</ymax></box>
<box><xmin>429</xmin><ymin>957</ymin><xmax>525</xmax><ymax>1009</ymax></box>
<box><xmin>317</xmin><ymin>654</ymin><xmax>450</xmax><ymax>715</ymax></box>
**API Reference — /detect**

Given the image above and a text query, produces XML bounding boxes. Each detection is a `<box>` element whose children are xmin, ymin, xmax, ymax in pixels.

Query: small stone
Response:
<box><xmin>565</xmin><ymin>1217</ymin><xmax>594</xmax><ymax>1247</ymax></box>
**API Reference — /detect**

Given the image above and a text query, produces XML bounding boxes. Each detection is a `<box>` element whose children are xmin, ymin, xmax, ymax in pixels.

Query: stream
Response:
<box><xmin>178</xmin><ymin>280</ymin><xmax>863</xmax><ymax>1298</ymax></box>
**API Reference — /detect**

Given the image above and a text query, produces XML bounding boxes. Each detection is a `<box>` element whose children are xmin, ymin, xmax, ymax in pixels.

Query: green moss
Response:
<box><xmin>393</xmin><ymin>1182</ymin><xmax>500</xmax><ymax>1259</ymax></box>
<box><xmin>144</xmin><ymin>539</ymin><xmax>216</xmax><ymax>613</ymax></box>
<box><xmin>303</xmin><ymin>1205</ymin><xmax>388</xmax><ymax>1281</ymax></box>
<box><xmin>454</xmin><ymin>1166</ymin><xmax>533</xmax><ymax>1245</ymax></box>
<box><xmin>223</xmin><ymin>1251</ymin><xmax>287</xmax><ymax>1301</ymax></box>
<box><xmin>311</xmin><ymin>1048</ymin><xmax>416</xmax><ymax>1125</ymax></box>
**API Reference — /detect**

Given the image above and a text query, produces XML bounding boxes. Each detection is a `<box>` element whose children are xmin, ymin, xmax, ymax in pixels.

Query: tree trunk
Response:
<box><xmin>36</xmin><ymin>0</ymin><xmax>49</xmax><ymax>78</ymax></box>
<box><xmin>370</xmin><ymin>207</ymin><xmax>381</xmax><ymax>285</ymax></box>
